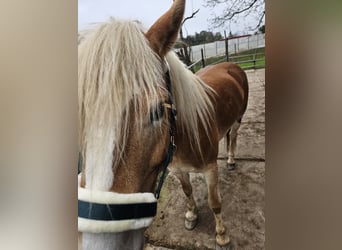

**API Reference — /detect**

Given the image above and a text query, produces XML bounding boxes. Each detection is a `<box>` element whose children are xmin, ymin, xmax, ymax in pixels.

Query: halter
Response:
<box><xmin>78</xmin><ymin>61</ymin><xmax>177</xmax><ymax>233</ymax></box>
<box><xmin>154</xmin><ymin>65</ymin><xmax>177</xmax><ymax>199</ymax></box>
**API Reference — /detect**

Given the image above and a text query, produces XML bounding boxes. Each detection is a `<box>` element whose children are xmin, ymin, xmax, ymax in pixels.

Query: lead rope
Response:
<box><xmin>155</xmin><ymin>69</ymin><xmax>177</xmax><ymax>199</ymax></box>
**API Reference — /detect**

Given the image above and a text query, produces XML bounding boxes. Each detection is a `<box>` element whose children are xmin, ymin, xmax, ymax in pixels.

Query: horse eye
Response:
<box><xmin>149</xmin><ymin>102</ymin><xmax>165</xmax><ymax>123</ymax></box>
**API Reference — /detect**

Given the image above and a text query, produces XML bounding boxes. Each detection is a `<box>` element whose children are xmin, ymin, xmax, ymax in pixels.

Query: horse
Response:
<box><xmin>78</xmin><ymin>0</ymin><xmax>248</xmax><ymax>249</ymax></box>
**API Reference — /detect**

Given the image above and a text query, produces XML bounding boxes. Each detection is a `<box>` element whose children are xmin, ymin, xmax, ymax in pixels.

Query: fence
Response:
<box><xmin>188</xmin><ymin>33</ymin><xmax>265</xmax><ymax>61</ymax></box>
<box><xmin>177</xmin><ymin>33</ymin><xmax>265</xmax><ymax>71</ymax></box>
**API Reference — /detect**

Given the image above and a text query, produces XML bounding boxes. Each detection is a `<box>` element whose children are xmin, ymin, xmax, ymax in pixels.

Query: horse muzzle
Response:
<box><xmin>78</xmin><ymin>175</ymin><xmax>157</xmax><ymax>233</ymax></box>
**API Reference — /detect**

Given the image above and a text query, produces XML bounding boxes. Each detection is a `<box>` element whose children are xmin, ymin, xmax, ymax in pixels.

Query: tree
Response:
<box><xmin>178</xmin><ymin>31</ymin><xmax>221</xmax><ymax>47</ymax></box>
<box><xmin>214</xmin><ymin>32</ymin><xmax>223</xmax><ymax>41</ymax></box>
<box><xmin>175</xmin><ymin>9</ymin><xmax>200</xmax><ymax>70</ymax></box>
<box><xmin>204</xmin><ymin>0</ymin><xmax>265</xmax><ymax>31</ymax></box>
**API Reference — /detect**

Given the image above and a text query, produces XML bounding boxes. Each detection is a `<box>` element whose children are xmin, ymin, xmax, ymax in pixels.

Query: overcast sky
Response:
<box><xmin>78</xmin><ymin>0</ymin><xmax>257</xmax><ymax>36</ymax></box>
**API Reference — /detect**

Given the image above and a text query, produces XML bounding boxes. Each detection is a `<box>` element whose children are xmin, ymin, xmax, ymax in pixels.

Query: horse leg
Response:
<box><xmin>226</xmin><ymin>119</ymin><xmax>241</xmax><ymax>170</ymax></box>
<box><xmin>204</xmin><ymin>164</ymin><xmax>230</xmax><ymax>246</ymax></box>
<box><xmin>173</xmin><ymin>170</ymin><xmax>198</xmax><ymax>230</ymax></box>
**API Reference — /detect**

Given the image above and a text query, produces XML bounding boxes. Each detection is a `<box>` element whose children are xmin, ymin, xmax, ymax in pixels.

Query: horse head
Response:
<box><xmin>78</xmin><ymin>1</ymin><xmax>185</xmax><ymax>249</ymax></box>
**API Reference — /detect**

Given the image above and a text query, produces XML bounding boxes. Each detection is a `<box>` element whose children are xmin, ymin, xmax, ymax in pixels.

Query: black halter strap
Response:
<box><xmin>78</xmin><ymin>200</ymin><xmax>157</xmax><ymax>221</ymax></box>
<box><xmin>154</xmin><ymin>69</ymin><xmax>177</xmax><ymax>199</ymax></box>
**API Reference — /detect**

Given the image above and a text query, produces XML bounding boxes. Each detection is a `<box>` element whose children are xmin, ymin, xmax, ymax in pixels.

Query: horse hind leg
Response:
<box><xmin>226</xmin><ymin>119</ymin><xmax>241</xmax><ymax>170</ymax></box>
<box><xmin>204</xmin><ymin>163</ymin><xmax>230</xmax><ymax>246</ymax></box>
<box><xmin>173</xmin><ymin>170</ymin><xmax>198</xmax><ymax>230</ymax></box>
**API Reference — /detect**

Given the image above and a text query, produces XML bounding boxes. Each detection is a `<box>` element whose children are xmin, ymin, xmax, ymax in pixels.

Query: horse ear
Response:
<box><xmin>146</xmin><ymin>0</ymin><xmax>185</xmax><ymax>56</ymax></box>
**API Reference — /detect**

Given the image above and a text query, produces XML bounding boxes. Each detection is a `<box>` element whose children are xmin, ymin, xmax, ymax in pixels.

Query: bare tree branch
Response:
<box><xmin>177</xmin><ymin>9</ymin><xmax>200</xmax><ymax>67</ymax></box>
<box><xmin>182</xmin><ymin>9</ymin><xmax>200</xmax><ymax>26</ymax></box>
<box><xmin>253</xmin><ymin>11</ymin><xmax>265</xmax><ymax>30</ymax></box>
<box><xmin>205</xmin><ymin>0</ymin><xmax>265</xmax><ymax>31</ymax></box>
<box><xmin>180</xmin><ymin>9</ymin><xmax>200</xmax><ymax>39</ymax></box>
<box><xmin>225</xmin><ymin>0</ymin><xmax>258</xmax><ymax>20</ymax></box>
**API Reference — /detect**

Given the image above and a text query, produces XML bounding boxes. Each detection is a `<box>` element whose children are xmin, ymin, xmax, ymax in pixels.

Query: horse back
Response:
<box><xmin>172</xmin><ymin>62</ymin><xmax>249</xmax><ymax>168</ymax></box>
<box><xmin>196</xmin><ymin>62</ymin><xmax>249</xmax><ymax>136</ymax></box>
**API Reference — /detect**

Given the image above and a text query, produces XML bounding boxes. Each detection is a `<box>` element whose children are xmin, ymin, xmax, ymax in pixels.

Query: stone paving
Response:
<box><xmin>145</xmin><ymin>69</ymin><xmax>265</xmax><ymax>250</ymax></box>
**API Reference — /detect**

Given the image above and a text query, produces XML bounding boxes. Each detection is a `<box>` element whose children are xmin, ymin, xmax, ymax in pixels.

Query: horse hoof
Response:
<box><xmin>184</xmin><ymin>217</ymin><xmax>198</xmax><ymax>230</ymax></box>
<box><xmin>216</xmin><ymin>233</ymin><xmax>231</xmax><ymax>246</ymax></box>
<box><xmin>227</xmin><ymin>163</ymin><xmax>236</xmax><ymax>170</ymax></box>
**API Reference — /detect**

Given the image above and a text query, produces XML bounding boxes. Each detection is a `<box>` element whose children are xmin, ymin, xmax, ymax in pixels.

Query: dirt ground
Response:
<box><xmin>144</xmin><ymin>69</ymin><xmax>265</xmax><ymax>250</ymax></box>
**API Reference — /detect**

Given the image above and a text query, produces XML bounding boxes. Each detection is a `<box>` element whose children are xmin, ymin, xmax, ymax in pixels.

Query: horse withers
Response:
<box><xmin>78</xmin><ymin>0</ymin><xmax>248</xmax><ymax>249</ymax></box>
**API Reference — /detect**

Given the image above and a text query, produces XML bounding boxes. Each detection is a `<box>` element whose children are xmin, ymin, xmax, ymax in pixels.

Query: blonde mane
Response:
<box><xmin>78</xmin><ymin>18</ymin><xmax>215</xmax><ymax>189</ymax></box>
<box><xmin>78</xmin><ymin>19</ymin><xmax>164</xmax><ymax>190</ymax></box>
<box><xmin>166</xmin><ymin>52</ymin><xmax>216</xmax><ymax>153</ymax></box>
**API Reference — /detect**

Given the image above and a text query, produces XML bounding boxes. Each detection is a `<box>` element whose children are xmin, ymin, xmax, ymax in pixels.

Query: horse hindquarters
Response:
<box><xmin>198</xmin><ymin>62</ymin><xmax>248</xmax><ymax>170</ymax></box>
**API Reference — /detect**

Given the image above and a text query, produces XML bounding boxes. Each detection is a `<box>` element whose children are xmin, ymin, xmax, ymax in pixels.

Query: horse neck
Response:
<box><xmin>165</xmin><ymin>52</ymin><xmax>215</xmax><ymax>156</ymax></box>
<box><xmin>80</xmin><ymin>230</ymin><xmax>145</xmax><ymax>250</ymax></box>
